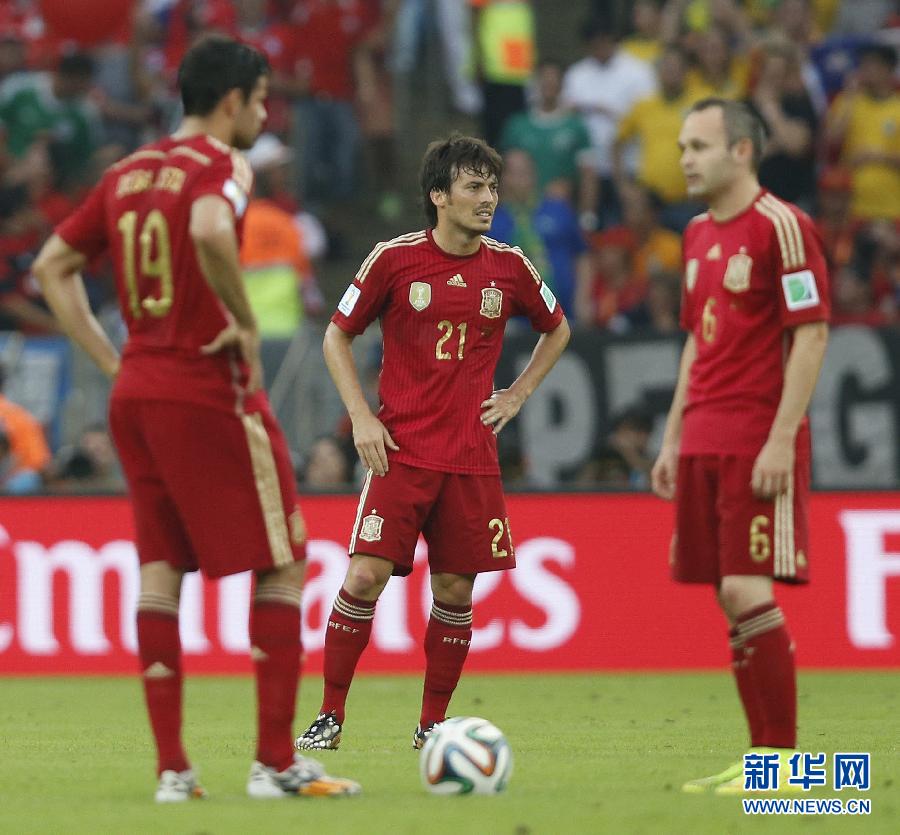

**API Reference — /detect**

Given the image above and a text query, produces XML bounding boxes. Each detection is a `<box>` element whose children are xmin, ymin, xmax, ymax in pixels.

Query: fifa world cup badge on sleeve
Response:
<box><xmin>338</xmin><ymin>284</ymin><xmax>361</xmax><ymax>316</ymax></box>
<box><xmin>781</xmin><ymin>269</ymin><xmax>820</xmax><ymax>311</ymax></box>
<box><xmin>480</xmin><ymin>287</ymin><xmax>503</xmax><ymax>319</ymax></box>
<box><xmin>359</xmin><ymin>511</ymin><xmax>384</xmax><ymax>543</ymax></box>
<box><xmin>539</xmin><ymin>282</ymin><xmax>557</xmax><ymax>313</ymax></box>
<box><xmin>723</xmin><ymin>251</ymin><xmax>753</xmax><ymax>293</ymax></box>
<box><xmin>409</xmin><ymin>282</ymin><xmax>432</xmax><ymax>311</ymax></box>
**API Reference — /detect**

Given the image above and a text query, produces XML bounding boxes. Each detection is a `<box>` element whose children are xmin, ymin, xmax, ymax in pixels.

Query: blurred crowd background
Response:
<box><xmin>0</xmin><ymin>0</ymin><xmax>899</xmax><ymax>495</ymax></box>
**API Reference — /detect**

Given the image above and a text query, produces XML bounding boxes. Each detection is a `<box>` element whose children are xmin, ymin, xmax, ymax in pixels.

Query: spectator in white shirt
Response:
<box><xmin>562</xmin><ymin>15</ymin><xmax>656</xmax><ymax>229</ymax></box>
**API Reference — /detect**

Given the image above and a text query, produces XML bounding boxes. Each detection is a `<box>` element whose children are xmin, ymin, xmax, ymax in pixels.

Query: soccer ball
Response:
<box><xmin>419</xmin><ymin>716</ymin><xmax>513</xmax><ymax>795</ymax></box>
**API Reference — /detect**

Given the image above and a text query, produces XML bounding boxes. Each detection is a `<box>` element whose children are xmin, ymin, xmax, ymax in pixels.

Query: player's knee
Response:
<box><xmin>717</xmin><ymin>576</ymin><xmax>773</xmax><ymax>620</ymax></box>
<box><xmin>256</xmin><ymin>561</ymin><xmax>306</xmax><ymax>592</ymax></box>
<box><xmin>431</xmin><ymin>573</ymin><xmax>475</xmax><ymax>607</ymax></box>
<box><xmin>139</xmin><ymin>560</ymin><xmax>184</xmax><ymax>602</ymax></box>
<box><xmin>345</xmin><ymin>556</ymin><xmax>392</xmax><ymax>599</ymax></box>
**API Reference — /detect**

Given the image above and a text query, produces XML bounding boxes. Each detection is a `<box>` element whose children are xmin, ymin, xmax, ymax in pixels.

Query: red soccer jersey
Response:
<box><xmin>56</xmin><ymin>134</ymin><xmax>260</xmax><ymax>413</ymax></box>
<box><xmin>332</xmin><ymin>230</ymin><xmax>564</xmax><ymax>475</ymax></box>
<box><xmin>679</xmin><ymin>190</ymin><xmax>830</xmax><ymax>456</ymax></box>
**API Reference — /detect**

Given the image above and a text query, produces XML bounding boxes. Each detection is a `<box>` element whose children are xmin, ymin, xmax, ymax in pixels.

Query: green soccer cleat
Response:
<box><xmin>682</xmin><ymin>759</ymin><xmax>744</xmax><ymax>793</ymax></box>
<box><xmin>714</xmin><ymin>748</ymin><xmax>799</xmax><ymax>796</ymax></box>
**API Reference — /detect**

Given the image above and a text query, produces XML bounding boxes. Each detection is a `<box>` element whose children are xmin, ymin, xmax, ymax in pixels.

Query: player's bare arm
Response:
<box><xmin>751</xmin><ymin>320</ymin><xmax>828</xmax><ymax>499</ymax></box>
<box><xmin>481</xmin><ymin>318</ymin><xmax>570</xmax><ymax>435</ymax></box>
<box><xmin>651</xmin><ymin>333</ymin><xmax>697</xmax><ymax>500</ymax></box>
<box><xmin>190</xmin><ymin>194</ymin><xmax>263</xmax><ymax>392</ymax></box>
<box><xmin>33</xmin><ymin>234</ymin><xmax>121</xmax><ymax>379</ymax></box>
<box><xmin>323</xmin><ymin>322</ymin><xmax>398</xmax><ymax>477</ymax></box>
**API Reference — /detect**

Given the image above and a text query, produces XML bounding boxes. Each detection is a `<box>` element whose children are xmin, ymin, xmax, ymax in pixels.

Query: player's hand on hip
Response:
<box><xmin>480</xmin><ymin>389</ymin><xmax>524</xmax><ymax>435</ymax></box>
<box><xmin>651</xmin><ymin>444</ymin><xmax>678</xmax><ymax>500</ymax></box>
<box><xmin>352</xmin><ymin>411</ymin><xmax>399</xmax><ymax>476</ymax></box>
<box><xmin>201</xmin><ymin>324</ymin><xmax>263</xmax><ymax>393</ymax></box>
<box><xmin>751</xmin><ymin>437</ymin><xmax>794</xmax><ymax>499</ymax></box>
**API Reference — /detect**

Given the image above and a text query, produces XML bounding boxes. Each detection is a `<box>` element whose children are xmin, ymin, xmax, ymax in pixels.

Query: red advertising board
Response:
<box><xmin>1</xmin><ymin>494</ymin><xmax>898</xmax><ymax>674</ymax></box>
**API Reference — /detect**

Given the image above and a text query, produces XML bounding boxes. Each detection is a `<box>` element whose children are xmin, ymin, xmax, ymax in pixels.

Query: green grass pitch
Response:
<box><xmin>0</xmin><ymin>672</ymin><xmax>896</xmax><ymax>834</ymax></box>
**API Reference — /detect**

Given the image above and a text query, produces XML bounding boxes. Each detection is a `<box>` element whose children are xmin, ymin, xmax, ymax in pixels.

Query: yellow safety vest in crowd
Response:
<box><xmin>477</xmin><ymin>0</ymin><xmax>535</xmax><ymax>85</ymax></box>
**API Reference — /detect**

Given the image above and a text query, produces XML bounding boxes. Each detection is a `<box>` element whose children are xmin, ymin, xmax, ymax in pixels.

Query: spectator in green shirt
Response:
<box><xmin>0</xmin><ymin>52</ymin><xmax>101</xmax><ymax>187</ymax></box>
<box><xmin>499</xmin><ymin>59</ymin><xmax>598</xmax><ymax>226</ymax></box>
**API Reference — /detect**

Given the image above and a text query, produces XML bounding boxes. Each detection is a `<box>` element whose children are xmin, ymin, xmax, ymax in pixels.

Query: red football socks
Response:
<box><xmin>321</xmin><ymin>588</ymin><xmax>376</xmax><ymax>723</ymax></box>
<box><xmin>137</xmin><ymin>608</ymin><xmax>189</xmax><ymax>775</ymax></box>
<box><xmin>736</xmin><ymin>603</ymin><xmax>797</xmax><ymax>749</ymax></box>
<box><xmin>250</xmin><ymin>589</ymin><xmax>303</xmax><ymax>771</ymax></box>
<box><xmin>421</xmin><ymin>600</ymin><xmax>473</xmax><ymax>727</ymax></box>
<box><xmin>729</xmin><ymin>627</ymin><xmax>766</xmax><ymax>747</ymax></box>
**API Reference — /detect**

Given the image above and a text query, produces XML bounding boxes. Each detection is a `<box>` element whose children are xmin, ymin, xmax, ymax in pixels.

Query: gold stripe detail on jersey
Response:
<box><xmin>231</xmin><ymin>151</ymin><xmax>254</xmax><ymax>193</ymax></box>
<box><xmin>761</xmin><ymin>194</ymin><xmax>805</xmax><ymax>267</ymax></box>
<box><xmin>482</xmin><ymin>235</ymin><xmax>543</xmax><ymax>284</ymax></box>
<box><xmin>356</xmin><ymin>231</ymin><xmax>427</xmax><ymax>284</ymax></box>
<box><xmin>755</xmin><ymin>201</ymin><xmax>793</xmax><ymax>270</ymax></box>
<box><xmin>349</xmin><ymin>470</ymin><xmax>374</xmax><ymax>553</ymax></box>
<box><xmin>112</xmin><ymin>149</ymin><xmax>168</xmax><ymax>169</ymax></box>
<box><xmin>170</xmin><ymin>145</ymin><xmax>212</xmax><ymax>166</ymax></box>
<box><xmin>241</xmin><ymin>413</ymin><xmax>294</xmax><ymax>568</ymax></box>
<box><xmin>755</xmin><ymin>195</ymin><xmax>805</xmax><ymax>270</ymax></box>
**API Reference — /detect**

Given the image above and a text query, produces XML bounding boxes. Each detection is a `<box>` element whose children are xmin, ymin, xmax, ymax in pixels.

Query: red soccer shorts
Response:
<box><xmin>672</xmin><ymin>453</ymin><xmax>810</xmax><ymax>585</ymax></box>
<box><xmin>347</xmin><ymin>461</ymin><xmax>516</xmax><ymax>576</ymax></box>
<box><xmin>110</xmin><ymin>397</ymin><xmax>305</xmax><ymax>578</ymax></box>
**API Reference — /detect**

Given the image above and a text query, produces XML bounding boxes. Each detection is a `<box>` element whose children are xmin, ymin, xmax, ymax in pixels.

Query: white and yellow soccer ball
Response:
<box><xmin>419</xmin><ymin>716</ymin><xmax>513</xmax><ymax>795</ymax></box>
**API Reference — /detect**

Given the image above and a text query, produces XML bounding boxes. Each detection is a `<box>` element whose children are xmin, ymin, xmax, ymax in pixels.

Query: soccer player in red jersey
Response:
<box><xmin>32</xmin><ymin>36</ymin><xmax>359</xmax><ymax>802</ymax></box>
<box><xmin>651</xmin><ymin>99</ymin><xmax>830</xmax><ymax>794</ymax></box>
<box><xmin>296</xmin><ymin>134</ymin><xmax>570</xmax><ymax>752</ymax></box>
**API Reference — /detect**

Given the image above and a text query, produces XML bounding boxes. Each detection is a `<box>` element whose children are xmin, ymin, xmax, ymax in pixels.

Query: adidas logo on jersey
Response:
<box><xmin>706</xmin><ymin>243</ymin><xmax>722</xmax><ymax>260</ymax></box>
<box><xmin>447</xmin><ymin>273</ymin><xmax>467</xmax><ymax>287</ymax></box>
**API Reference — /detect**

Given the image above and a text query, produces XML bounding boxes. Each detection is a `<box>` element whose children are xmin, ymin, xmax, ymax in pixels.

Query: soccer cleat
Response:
<box><xmin>154</xmin><ymin>768</ymin><xmax>208</xmax><ymax>803</ymax></box>
<box><xmin>247</xmin><ymin>754</ymin><xmax>361</xmax><ymax>798</ymax></box>
<box><xmin>295</xmin><ymin>712</ymin><xmax>343</xmax><ymax>751</ymax></box>
<box><xmin>714</xmin><ymin>748</ymin><xmax>800</xmax><ymax>796</ymax></box>
<box><xmin>412</xmin><ymin>721</ymin><xmax>442</xmax><ymax>751</ymax></box>
<box><xmin>681</xmin><ymin>759</ymin><xmax>744</xmax><ymax>793</ymax></box>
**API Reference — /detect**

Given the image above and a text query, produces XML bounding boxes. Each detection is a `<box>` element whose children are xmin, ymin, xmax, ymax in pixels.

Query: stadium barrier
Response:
<box><xmin>1</xmin><ymin>493</ymin><xmax>898</xmax><ymax>674</ymax></box>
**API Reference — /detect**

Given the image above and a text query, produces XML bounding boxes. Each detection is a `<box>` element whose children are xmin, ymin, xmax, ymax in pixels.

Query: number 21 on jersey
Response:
<box><xmin>116</xmin><ymin>209</ymin><xmax>174</xmax><ymax>318</ymax></box>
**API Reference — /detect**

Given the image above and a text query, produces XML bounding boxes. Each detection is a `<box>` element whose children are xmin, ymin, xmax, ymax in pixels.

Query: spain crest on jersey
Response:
<box><xmin>480</xmin><ymin>287</ymin><xmax>503</xmax><ymax>319</ymax></box>
<box><xmin>723</xmin><ymin>252</ymin><xmax>753</xmax><ymax>293</ymax></box>
<box><xmin>359</xmin><ymin>512</ymin><xmax>384</xmax><ymax>542</ymax></box>
<box><xmin>409</xmin><ymin>282</ymin><xmax>431</xmax><ymax>311</ymax></box>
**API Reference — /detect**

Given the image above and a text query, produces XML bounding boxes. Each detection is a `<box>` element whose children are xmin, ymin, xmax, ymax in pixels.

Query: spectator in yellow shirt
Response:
<box><xmin>827</xmin><ymin>44</ymin><xmax>900</xmax><ymax>221</ymax></box>
<box><xmin>614</xmin><ymin>44</ymin><xmax>703</xmax><ymax>231</ymax></box>
<box><xmin>621</xmin><ymin>0</ymin><xmax>665</xmax><ymax>66</ymax></box>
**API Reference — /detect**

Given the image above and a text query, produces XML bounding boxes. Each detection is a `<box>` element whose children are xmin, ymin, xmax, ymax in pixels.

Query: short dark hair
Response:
<box><xmin>689</xmin><ymin>97</ymin><xmax>767</xmax><ymax>170</ymax></box>
<box><xmin>57</xmin><ymin>52</ymin><xmax>94</xmax><ymax>80</ymax></box>
<box><xmin>581</xmin><ymin>15</ymin><xmax>617</xmax><ymax>42</ymax></box>
<box><xmin>419</xmin><ymin>133</ymin><xmax>502</xmax><ymax>227</ymax></box>
<box><xmin>857</xmin><ymin>42</ymin><xmax>898</xmax><ymax>70</ymax></box>
<box><xmin>178</xmin><ymin>35</ymin><xmax>270</xmax><ymax>117</ymax></box>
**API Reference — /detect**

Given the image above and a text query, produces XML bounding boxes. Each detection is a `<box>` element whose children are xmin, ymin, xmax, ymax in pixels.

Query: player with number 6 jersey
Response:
<box><xmin>297</xmin><ymin>134</ymin><xmax>569</xmax><ymax>754</ymax></box>
<box><xmin>652</xmin><ymin>98</ymin><xmax>830</xmax><ymax>795</ymax></box>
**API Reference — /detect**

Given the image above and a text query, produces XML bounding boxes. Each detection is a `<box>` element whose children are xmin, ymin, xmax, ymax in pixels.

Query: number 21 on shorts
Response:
<box><xmin>488</xmin><ymin>517</ymin><xmax>514</xmax><ymax>558</ymax></box>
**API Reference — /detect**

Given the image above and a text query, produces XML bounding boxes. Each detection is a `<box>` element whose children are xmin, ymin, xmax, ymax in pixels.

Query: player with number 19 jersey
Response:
<box><xmin>333</xmin><ymin>229</ymin><xmax>564</xmax><ymax>475</ymax></box>
<box><xmin>56</xmin><ymin>133</ymin><xmax>262</xmax><ymax>413</ymax></box>
<box><xmin>54</xmin><ymin>133</ymin><xmax>303</xmax><ymax>579</ymax></box>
